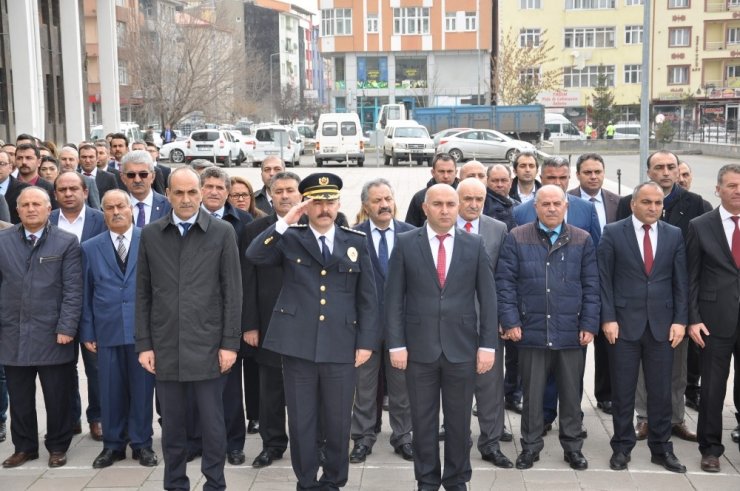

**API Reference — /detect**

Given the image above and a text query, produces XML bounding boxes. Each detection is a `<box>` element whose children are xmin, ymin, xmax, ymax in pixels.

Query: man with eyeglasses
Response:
<box><xmin>119</xmin><ymin>151</ymin><xmax>170</xmax><ymax>228</ymax></box>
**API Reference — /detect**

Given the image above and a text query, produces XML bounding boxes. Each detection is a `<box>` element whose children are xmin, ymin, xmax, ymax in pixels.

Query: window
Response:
<box><xmin>116</xmin><ymin>21</ymin><xmax>127</xmax><ymax>47</ymax></box>
<box><xmin>625</xmin><ymin>0</ymin><xmax>643</xmax><ymax>4</ymax></box>
<box><xmin>669</xmin><ymin>28</ymin><xmax>690</xmax><ymax>47</ymax></box>
<box><xmin>668</xmin><ymin>0</ymin><xmax>689</xmax><ymax>7</ymax></box>
<box><xmin>341</xmin><ymin>122</ymin><xmax>357</xmax><ymax>136</ymax></box>
<box><xmin>520</xmin><ymin>0</ymin><xmax>542</xmax><ymax>7</ymax></box>
<box><xmin>564</xmin><ymin>27</ymin><xmax>616</xmax><ymax>48</ymax></box>
<box><xmin>727</xmin><ymin>65</ymin><xmax>740</xmax><ymax>78</ymax></box>
<box><xmin>520</xmin><ymin>28</ymin><xmax>542</xmax><ymax>47</ymax></box>
<box><xmin>322</xmin><ymin>122</ymin><xmax>338</xmax><ymax>137</ymax></box>
<box><xmin>625</xmin><ymin>25</ymin><xmax>643</xmax><ymax>45</ymax></box>
<box><xmin>520</xmin><ymin>68</ymin><xmax>541</xmax><ymax>84</ymax></box>
<box><xmin>668</xmin><ymin>65</ymin><xmax>689</xmax><ymax>85</ymax></box>
<box><xmin>118</xmin><ymin>63</ymin><xmax>129</xmax><ymax>86</ymax></box>
<box><xmin>563</xmin><ymin>65</ymin><xmax>615</xmax><ymax>87</ymax></box>
<box><xmin>321</xmin><ymin>9</ymin><xmax>352</xmax><ymax>36</ymax></box>
<box><xmin>464</xmin><ymin>12</ymin><xmax>477</xmax><ymax>31</ymax></box>
<box><xmin>565</xmin><ymin>0</ymin><xmax>615</xmax><ymax>9</ymax></box>
<box><xmin>334</xmin><ymin>57</ymin><xmax>345</xmax><ymax>89</ymax></box>
<box><xmin>393</xmin><ymin>7</ymin><xmax>430</xmax><ymax>35</ymax></box>
<box><xmin>395</xmin><ymin>57</ymin><xmax>427</xmax><ymax>88</ymax></box>
<box><xmin>367</xmin><ymin>14</ymin><xmax>378</xmax><ymax>33</ymax></box>
<box><xmin>624</xmin><ymin>64</ymin><xmax>641</xmax><ymax>83</ymax></box>
<box><xmin>445</xmin><ymin>13</ymin><xmax>456</xmax><ymax>32</ymax></box>
<box><xmin>357</xmin><ymin>57</ymin><xmax>388</xmax><ymax>88</ymax></box>
<box><xmin>729</xmin><ymin>27</ymin><xmax>740</xmax><ymax>45</ymax></box>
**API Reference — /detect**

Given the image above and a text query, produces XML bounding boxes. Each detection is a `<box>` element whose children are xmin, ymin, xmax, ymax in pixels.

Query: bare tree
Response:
<box><xmin>492</xmin><ymin>28</ymin><xmax>562</xmax><ymax>105</ymax></box>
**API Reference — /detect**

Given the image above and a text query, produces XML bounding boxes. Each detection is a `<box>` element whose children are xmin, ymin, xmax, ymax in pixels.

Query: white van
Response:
<box><xmin>376</xmin><ymin>104</ymin><xmax>407</xmax><ymax>130</ymax></box>
<box><xmin>315</xmin><ymin>113</ymin><xmax>365</xmax><ymax>167</ymax></box>
<box><xmin>89</xmin><ymin>122</ymin><xmax>143</xmax><ymax>145</ymax></box>
<box><xmin>545</xmin><ymin>113</ymin><xmax>585</xmax><ymax>141</ymax></box>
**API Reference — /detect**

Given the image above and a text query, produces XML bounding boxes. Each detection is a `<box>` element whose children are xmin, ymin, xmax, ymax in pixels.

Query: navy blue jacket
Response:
<box><xmin>513</xmin><ymin>193</ymin><xmax>601</xmax><ymax>246</ymax></box>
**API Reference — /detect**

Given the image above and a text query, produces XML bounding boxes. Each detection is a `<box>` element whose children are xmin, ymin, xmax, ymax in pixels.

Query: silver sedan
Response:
<box><xmin>436</xmin><ymin>129</ymin><xmax>536</xmax><ymax>163</ymax></box>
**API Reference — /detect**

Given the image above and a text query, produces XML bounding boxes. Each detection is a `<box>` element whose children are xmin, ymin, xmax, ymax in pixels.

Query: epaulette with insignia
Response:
<box><xmin>341</xmin><ymin>226</ymin><xmax>366</xmax><ymax>236</ymax></box>
<box><xmin>289</xmin><ymin>224</ymin><xmax>308</xmax><ymax>228</ymax></box>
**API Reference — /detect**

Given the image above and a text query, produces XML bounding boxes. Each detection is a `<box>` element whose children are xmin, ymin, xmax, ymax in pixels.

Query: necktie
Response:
<box><xmin>29</xmin><ymin>234</ymin><xmax>37</xmax><ymax>247</ymax></box>
<box><xmin>180</xmin><ymin>222</ymin><xmax>191</xmax><ymax>237</ymax></box>
<box><xmin>136</xmin><ymin>202</ymin><xmax>146</xmax><ymax>228</ymax></box>
<box><xmin>116</xmin><ymin>235</ymin><xmax>127</xmax><ymax>262</ymax></box>
<box><xmin>589</xmin><ymin>197</ymin><xmax>596</xmax><ymax>202</ymax></box>
<box><xmin>436</xmin><ymin>234</ymin><xmax>450</xmax><ymax>288</ymax></box>
<box><xmin>464</xmin><ymin>221</ymin><xmax>472</xmax><ymax>233</ymax></box>
<box><xmin>319</xmin><ymin>235</ymin><xmax>330</xmax><ymax>263</ymax></box>
<box><xmin>642</xmin><ymin>224</ymin><xmax>653</xmax><ymax>275</ymax></box>
<box><xmin>84</xmin><ymin>172</ymin><xmax>92</xmax><ymax>177</ymax></box>
<box><xmin>377</xmin><ymin>228</ymin><xmax>389</xmax><ymax>276</ymax></box>
<box><xmin>731</xmin><ymin>216</ymin><xmax>740</xmax><ymax>268</ymax></box>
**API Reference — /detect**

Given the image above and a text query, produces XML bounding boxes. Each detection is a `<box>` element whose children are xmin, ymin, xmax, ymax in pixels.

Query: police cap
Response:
<box><xmin>299</xmin><ymin>172</ymin><xmax>343</xmax><ymax>200</ymax></box>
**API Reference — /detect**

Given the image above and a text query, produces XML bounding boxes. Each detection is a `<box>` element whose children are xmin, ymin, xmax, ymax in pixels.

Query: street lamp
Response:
<box><xmin>270</xmin><ymin>52</ymin><xmax>288</xmax><ymax>121</ymax></box>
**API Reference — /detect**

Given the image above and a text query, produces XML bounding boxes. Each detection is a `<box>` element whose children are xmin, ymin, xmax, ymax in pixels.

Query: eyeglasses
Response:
<box><xmin>229</xmin><ymin>193</ymin><xmax>251</xmax><ymax>200</ymax></box>
<box><xmin>125</xmin><ymin>171</ymin><xmax>150</xmax><ymax>179</ymax></box>
<box><xmin>0</xmin><ymin>162</ymin><xmax>9</xmax><ymax>168</ymax></box>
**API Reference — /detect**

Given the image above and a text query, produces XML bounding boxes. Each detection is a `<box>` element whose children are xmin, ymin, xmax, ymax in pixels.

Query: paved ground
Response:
<box><xmin>1</xmin><ymin>159</ymin><xmax>739</xmax><ymax>490</ymax></box>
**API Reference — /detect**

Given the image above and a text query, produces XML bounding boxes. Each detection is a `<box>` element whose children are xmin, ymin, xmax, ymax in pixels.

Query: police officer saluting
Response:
<box><xmin>246</xmin><ymin>172</ymin><xmax>378</xmax><ymax>490</ymax></box>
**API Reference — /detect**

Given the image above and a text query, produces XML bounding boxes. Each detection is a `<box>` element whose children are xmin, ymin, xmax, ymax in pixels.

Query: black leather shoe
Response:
<box><xmin>500</xmin><ymin>426</ymin><xmax>513</xmax><ymax>442</ymax></box>
<box><xmin>685</xmin><ymin>395</ymin><xmax>700</xmax><ymax>412</ymax></box>
<box><xmin>349</xmin><ymin>443</ymin><xmax>372</xmax><ymax>463</ymax></box>
<box><xmin>597</xmin><ymin>401</ymin><xmax>613</xmax><ymax>415</ymax></box>
<box><xmin>515</xmin><ymin>450</ymin><xmax>539</xmax><ymax>469</ymax></box>
<box><xmin>247</xmin><ymin>420</ymin><xmax>259</xmax><ymax>434</ymax></box>
<box><xmin>541</xmin><ymin>423</ymin><xmax>552</xmax><ymax>437</ymax></box>
<box><xmin>0</xmin><ymin>422</ymin><xmax>5</xmax><ymax>442</ymax></box>
<box><xmin>227</xmin><ymin>450</ymin><xmax>245</xmax><ymax>465</ymax></box>
<box><xmin>731</xmin><ymin>424</ymin><xmax>740</xmax><ymax>444</ymax></box>
<box><xmin>92</xmin><ymin>448</ymin><xmax>126</xmax><ymax>469</ymax></box>
<box><xmin>132</xmin><ymin>447</ymin><xmax>158</xmax><ymax>467</ymax></box>
<box><xmin>505</xmin><ymin>399</ymin><xmax>523</xmax><ymax>414</ymax></box>
<box><xmin>482</xmin><ymin>448</ymin><xmax>513</xmax><ymax>469</ymax></box>
<box><xmin>651</xmin><ymin>451</ymin><xmax>686</xmax><ymax>473</ymax></box>
<box><xmin>186</xmin><ymin>449</ymin><xmax>202</xmax><ymax>462</ymax></box>
<box><xmin>609</xmin><ymin>452</ymin><xmax>630</xmax><ymax>471</ymax></box>
<box><xmin>394</xmin><ymin>443</ymin><xmax>414</xmax><ymax>461</ymax></box>
<box><xmin>252</xmin><ymin>448</ymin><xmax>283</xmax><ymax>468</ymax></box>
<box><xmin>564</xmin><ymin>451</ymin><xmax>588</xmax><ymax>470</ymax></box>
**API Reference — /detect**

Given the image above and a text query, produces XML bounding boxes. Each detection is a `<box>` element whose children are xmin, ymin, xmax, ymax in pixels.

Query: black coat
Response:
<box><xmin>404</xmin><ymin>177</ymin><xmax>460</xmax><ymax>227</ymax></box>
<box><xmin>483</xmin><ymin>189</ymin><xmax>519</xmax><ymax>231</ymax></box>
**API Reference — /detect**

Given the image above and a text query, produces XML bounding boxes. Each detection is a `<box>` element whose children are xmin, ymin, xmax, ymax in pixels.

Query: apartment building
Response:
<box><xmin>318</xmin><ymin>0</ymin><xmax>492</xmax><ymax>130</ymax></box>
<box><xmin>499</xmin><ymin>0</ymin><xmax>645</xmax><ymax>123</ymax></box>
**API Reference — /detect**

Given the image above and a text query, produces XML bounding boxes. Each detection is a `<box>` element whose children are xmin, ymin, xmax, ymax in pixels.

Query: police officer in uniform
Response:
<box><xmin>246</xmin><ymin>173</ymin><xmax>378</xmax><ymax>490</ymax></box>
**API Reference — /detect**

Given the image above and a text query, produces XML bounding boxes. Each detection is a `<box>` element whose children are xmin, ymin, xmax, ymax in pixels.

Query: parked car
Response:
<box><xmin>89</xmin><ymin>122</ymin><xmax>143</xmax><ymax>146</ymax></box>
<box><xmin>293</xmin><ymin>124</ymin><xmax>316</xmax><ymax>154</ymax></box>
<box><xmin>184</xmin><ymin>129</ymin><xmax>241</xmax><ymax>167</ymax></box>
<box><xmin>432</xmin><ymin>127</ymin><xmax>471</xmax><ymax>147</ymax></box>
<box><xmin>227</xmin><ymin>130</ymin><xmax>257</xmax><ymax>165</ymax></box>
<box><xmin>159</xmin><ymin>137</ymin><xmax>189</xmax><ymax>163</ymax></box>
<box><xmin>383</xmin><ymin>121</ymin><xmax>435</xmax><ymax>166</ymax></box>
<box><xmin>315</xmin><ymin>113</ymin><xmax>365</xmax><ymax>167</ymax></box>
<box><xmin>436</xmin><ymin>129</ymin><xmax>536</xmax><ymax>163</ymax></box>
<box><xmin>545</xmin><ymin>113</ymin><xmax>585</xmax><ymax>141</ymax></box>
<box><xmin>612</xmin><ymin>122</ymin><xmax>642</xmax><ymax>140</ymax></box>
<box><xmin>252</xmin><ymin>125</ymin><xmax>301</xmax><ymax>167</ymax></box>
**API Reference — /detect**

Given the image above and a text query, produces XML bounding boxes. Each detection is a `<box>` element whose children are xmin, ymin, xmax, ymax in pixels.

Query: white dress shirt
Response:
<box><xmin>309</xmin><ymin>223</ymin><xmax>335</xmax><ymax>254</ymax></box>
<box><xmin>57</xmin><ymin>205</ymin><xmax>87</xmax><ymax>243</ymax></box>
<box><xmin>456</xmin><ymin>216</ymin><xmax>479</xmax><ymax>234</ymax></box>
<box><xmin>131</xmin><ymin>191</ymin><xmax>154</xmax><ymax>225</ymax></box>
<box><xmin>370</xmin><ymin>219</ymin><xmax>394</xmax><ymax>255</ymax></box>
<box><xmin>718</xmin><ymin>205</ymin><xmax>740</xmax><ymax>250</ymax></box>
<box><xmin>580</xmin><ymin>188</ymin><xmax>606</xmax><ymax>232</ymax></box>
<box><xmin>172</xmin><ymin>211</ymin><xmax>197</xmax><ymax>235</ymax></box>
<box><xmin>202</xmin><ymin>205</ymin><xmax>225</xmax><ymax>220</ymax></box>
<box><xmin>632</xmin><ymin>215</ymin><xmax>657</xmax><ymax>262</ymax></box>
<box><xmin>426</xmin><ymin>224</ymin><xmax>454</xmax><ymax>277</ymax></box>
<box><xmin>109</xmin><ymin>226</ymin><xmax>133</xmax><ymax>256</ymax></box>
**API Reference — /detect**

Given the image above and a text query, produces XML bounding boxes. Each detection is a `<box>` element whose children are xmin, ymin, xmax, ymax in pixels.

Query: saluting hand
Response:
<box><xmin>282</xmin><ymin>198</ymin><xmax>313</xmax><ymax>225</ymax></box>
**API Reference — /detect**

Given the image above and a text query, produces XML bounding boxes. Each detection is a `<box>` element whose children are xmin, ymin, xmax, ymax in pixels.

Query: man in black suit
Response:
<box><xmin>198</xmin><ymin>166</ymin><xmax>253</xmax><ymax>466</ymax></box>
<box><xmin>616</xmin><ymin>150</ymin><xmax>709</xmax><ymax>442</ymax></box>
<box><xmin>598</xmin><ymin>181</ymin><xmax>688</xmax><ymax>473</ymax></box>
<box><xmin>350</xmin><ymin>178</ymin><xmax>415</xmax><ymax>464</ymax></box>
<box><xmin>568</xmin><ymin>153</ymin><xmax>621</xmax><ymax>416</ymax></box>
<box><xmin>252</xmin><ymin>156</ymin><xmax>285</xmax><ymax>215</ymax></box>
<box><xmin>79</xmin><ymin>144</ymin><xmax>118</xmax><ymax>200</ymax></box>
<box><xmin>120</xmin><ymin>151</ymin><xmax>171</xmax><ymax>227</ymax></box>
<box><xmin>108</xmin><ymin>134</ymin><xmax>128</xmax><ymax>172</ymax></box>
<box><xmin>404</xmin><ymin>154</ymin><xmax>458</xmax><ymax>227</ymax></box>
<box><xmin>14</xmin><ymin>143</ymin><xmax>57</xmax><ymax>211</ymax></box>
<box><xmin>509</xmin><ymin>152</ymin><xmax>541</xmax><ymax>204</ymax></box>
<box><xmin>246</xmin><ymin>173</ymin><xmax>378</xmax><ymax>490</ymax></box>
<box><xmin>241</xmin><ymin>171</ymin><xmax>303</xmax><ymax>469</ymax></box>
<box><xmin>687</xmin><ymin>163</ymin><xmax>740</xmax><ymax>472</ymax></box>
<box><xmin>386</xmin><ymin>183</ymin><xmax>498</xmax><ymax>491</ymax></box>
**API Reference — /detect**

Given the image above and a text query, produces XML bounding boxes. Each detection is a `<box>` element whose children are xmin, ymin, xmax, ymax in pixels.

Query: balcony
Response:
<box><xmin>706</xmin><ymin>1</ymin><xmax>740</xmax><ymax>13</ymax></box>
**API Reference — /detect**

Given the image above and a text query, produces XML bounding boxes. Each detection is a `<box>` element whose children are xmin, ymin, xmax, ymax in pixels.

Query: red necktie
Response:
<box><xmin>731</xmin><ymin>216</ymin><xmax>740</xmax><ymax>268</ymax></box>
<box><xmin>436</xmin><ymin>234</ymin><xmax>450</xmax><ymax>288</ymax></box>
<box><xmin>642</xmin><ymin>224</ymin><xmax>653</xmax><ymax>275</ymax></box>
<box><xmin>464</xmin><ymin>222</ymin><xmax>472</xmax><ymax>233</ymax></box>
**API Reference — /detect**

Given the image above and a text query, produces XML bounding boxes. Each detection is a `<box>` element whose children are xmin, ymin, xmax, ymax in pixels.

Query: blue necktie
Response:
<box><xmin>136</xmin><ymin>202</ymin><xmax>146</xmax><ymax>228</ymax></box>
<box><xmin>319</xmin><ymin>235</ymin><xmax>330</xmax><ymax>263</ymax></box>
<box><xmin>180</xmin><ymin>223</ymin><xmax>191</xmax><ymax>236</ymax></box>
<box><xmin>377</xmin><ymin>228</ymin><xmax>389</xmax><ymax>276</ymax></box>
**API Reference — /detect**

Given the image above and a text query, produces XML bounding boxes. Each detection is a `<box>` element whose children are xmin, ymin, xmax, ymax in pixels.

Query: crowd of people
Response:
<box><xmin>0</xmin><ymin>131</ymin><xmax>738</xmax><ymax>490</ymax></box>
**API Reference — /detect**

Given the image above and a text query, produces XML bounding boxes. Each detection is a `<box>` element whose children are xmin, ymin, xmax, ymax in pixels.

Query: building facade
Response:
<box><xmin>319</xmin><ymin>0</ymin><xmax>493</xmax><ymax>131</ymax></box>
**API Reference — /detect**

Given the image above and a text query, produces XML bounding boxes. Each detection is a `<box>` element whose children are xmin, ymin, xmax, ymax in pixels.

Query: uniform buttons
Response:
<box><xmin>320</xmin><ymin>299</ymin><xmax>326</xmax><ymax>305</ymax></box>
<box><xmin>546</xmin><ymin>289</ymin><xmax>550</xmax><ymax>293</ymax></box>
<box><xmin>297</xmin><ymin>258</ymin><xmax>301</xmax><ymax>263</ymax></box>
<box><xmin>319</xmin><ymin>315</ymin><xmax>325</xmax><ymax>321</ymax></box>
<box><xmin>348</xmin><ymin>268</ymin><xmax>352</xmax><ymax>272</ymax></box>
<box><xmin>321</xmin><ymin>270</ymin><xmax>327</xmax><ymax>276</ymax></box>
<box><xmin>320</xmin><ymin>285</ymin><xmax>326</xmax><ymax>292</ymax></box>
<box><xmin>547</xmin><ymin>314</ymin><xmax>551</xmax><ymax>319</ymax></box>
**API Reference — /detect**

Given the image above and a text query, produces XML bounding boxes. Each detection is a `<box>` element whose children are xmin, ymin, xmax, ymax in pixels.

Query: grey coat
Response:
<box><xmin>0</xmin><ymin>223</ymin><xmax>82</xmax><ymax>366</ymax></box>
<box><xmin>135</xmin><ymin>210</ymin><xmax>243</xmax><ymax>381</ymax></box>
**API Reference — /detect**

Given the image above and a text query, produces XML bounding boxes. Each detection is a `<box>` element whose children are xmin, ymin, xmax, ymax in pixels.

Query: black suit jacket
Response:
<box><xmin>355</xmin><ymin>219</ymin><xmax>416</xmax><ymax>349</ymax></box>
<box><xmin>687</xmin><ymin>209</ymin><xmax>740</xmax><ymax>337</ymax></box>
<box><xmin>253</xmin><ymin>187</ymin><xmax>273</xmax><ymax>216</ymax></box>
<box><xmin>617</xmin><ymin>185</ymin><xmax>710</xmax><ymax>239</ymax></box>
<box><xmin>568</xmin><ymin>186</ymin><xmax>620</xmax><ymax>225</ymax></box>
<box><xmin>4</xmin><ymin>176</ymin><xmax>30</xmax><ymax>224</ymax></box>
<box><xmin>92</xmin><ymin>170</ymin><xmax>119</xmax><ymax>200</ymax></box>
<box><xmin>598</xmin><ymin>218</ymin><xmax>688</xmax><ymax>342</ymax></box>
<box><xmin>385</xmin><ymin>227</ymin><xmax>498</xmax><ymax>363</ymax></box>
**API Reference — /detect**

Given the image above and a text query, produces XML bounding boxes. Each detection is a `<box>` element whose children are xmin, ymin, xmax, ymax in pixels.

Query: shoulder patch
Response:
<box><xmin>341</xmin><ymin>226</ymin><xmax>366</xmax><ymax>236</ymax></box>
<box><xmin>289</xmin><ymin>223</ymin><xmax>308</xmax><ymax>228</ymax></box>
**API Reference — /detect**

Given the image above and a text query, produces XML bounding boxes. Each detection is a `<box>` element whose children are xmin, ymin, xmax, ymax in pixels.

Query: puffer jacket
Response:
<box><xmin>496</xmin><ymin>222</ymin><xmax>600</xmax><ymax>349</ymax></box>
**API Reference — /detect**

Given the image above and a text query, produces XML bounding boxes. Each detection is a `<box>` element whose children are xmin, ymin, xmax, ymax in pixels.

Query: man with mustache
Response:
<box><xmin>80</xmin><ymin>190</ymin><xmax>157</xmax><ymax>469</ymax></box>
<box><xmin>119</xmin><ymin>151</ymin><xmax>170</xmax><ymax>228</ymax></box>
